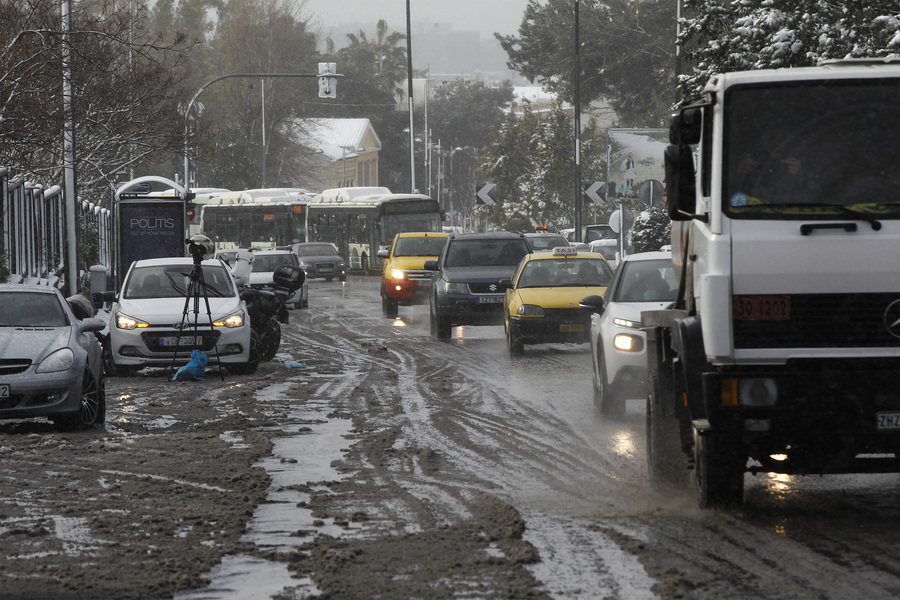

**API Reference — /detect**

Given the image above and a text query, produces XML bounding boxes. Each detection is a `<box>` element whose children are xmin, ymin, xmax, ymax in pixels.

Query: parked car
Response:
<box><xmin>245</xmin><ymin>248</ymin><xmax>308</xmax><ymax>309</ymax></box>
<box><xmin>377</xmin><ymin>231</ymin><xmax>449</xmax><ymax>317</ymax></box>
<box><xmin>292</xmin><ymin>242</ymin><xmax>347</xmax><ymax>282</ymax></box>
<box><xmin>580</xmin><ymin>251</ymin><xmax>676</xmax><ymax>417</ymax></box>
<box><xmin>502</xmin><ymin>247</ymin><xmax>613</xmax><ymax>354</ymax></box>
<box><xmin>106</xmin><ymin>257</ymin><xmax>258</xmax><ymax>376</ymax></box>
<box><xmin>425</xmin><ymin>231</ymin><xmax>531</xmax><ymax>340</ymax></box>
<box><xmin>0</xmin><ymin>284</ymin><xmax>107</xmax><ymax>429</ymax></box>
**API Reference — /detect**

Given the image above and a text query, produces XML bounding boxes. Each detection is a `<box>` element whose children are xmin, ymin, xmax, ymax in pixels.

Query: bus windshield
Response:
<box><xmin>723</xmin><ymin>79</ymin><xmax>900</xmax><ymax>219</ymax></box>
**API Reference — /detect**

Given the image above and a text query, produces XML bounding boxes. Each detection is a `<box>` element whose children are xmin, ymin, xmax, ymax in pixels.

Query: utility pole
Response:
<box><xmin>62</xmin><ymin>0</ymin><xmax>78</xmax><ymax>296</ymax></box>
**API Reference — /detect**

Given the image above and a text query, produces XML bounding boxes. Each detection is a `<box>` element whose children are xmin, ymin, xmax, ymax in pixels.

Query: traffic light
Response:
<box><xmin>318</xmin><ymin>63</ymin><xmax>337</xmax><ymax>99</ymax></box>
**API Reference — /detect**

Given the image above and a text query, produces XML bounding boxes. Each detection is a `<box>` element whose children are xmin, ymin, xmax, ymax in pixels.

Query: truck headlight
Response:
<box><xmin>722</xmin><ymin>378</ymin><xmax>778</xmax><ymax>406</ymax></box>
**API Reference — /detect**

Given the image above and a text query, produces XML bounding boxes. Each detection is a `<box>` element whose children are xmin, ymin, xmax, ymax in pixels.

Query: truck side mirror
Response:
<box><xmin>664</xmin><ymin>144</ymin><xmax>697</xmax><ymax>221</ymax></box>
<box><xmin>670</xmin><ymin>107</ymin><xmax>702</xmax><ymax>145</ymax></box>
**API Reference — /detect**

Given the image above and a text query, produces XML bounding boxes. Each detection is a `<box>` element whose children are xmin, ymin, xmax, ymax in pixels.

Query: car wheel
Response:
<box><xmin>595</xmin><ymin>352</ymin><xmax>625</xmax><ymax>418</ymax></box>
<box><xmin>229</xmin><ymin>330</ymin><xmax>261</xmax><ymax>375</ymax></box>
<box><xmin>430</xmin><ymin>299</ymin><xmax>451</xmax><ymax>340</ymax></box>
<box><xmin>505</xmin><ymin>320</ymin><xmax>523</xmax><ymax>355</ymax></box>
<box><xmin>382</xmin><ymin>291</ymin><xmax>398</xmax><ymax>317</ymax></box>
<box><xmin>361</xmin><ymin>255</ymin><xmax>370</xmax><ymax>273</ymax></box>
<box><xmin>54</xmin><ymin>368</ymin><xmax>105</xmax><ymax>431</ymax></box>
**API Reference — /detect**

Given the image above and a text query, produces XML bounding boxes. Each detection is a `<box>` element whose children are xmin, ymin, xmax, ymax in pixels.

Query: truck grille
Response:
<box><xmin>734</xmin><ymin>293</ymin><xmax>900</xmax><ymax>349</ymax></box>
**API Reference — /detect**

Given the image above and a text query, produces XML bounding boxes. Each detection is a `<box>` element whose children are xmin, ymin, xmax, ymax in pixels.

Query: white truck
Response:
<box><xmin>644</xmin><ymin>59</ymin><xmax>900</xmax><ymax>507</ymax></box>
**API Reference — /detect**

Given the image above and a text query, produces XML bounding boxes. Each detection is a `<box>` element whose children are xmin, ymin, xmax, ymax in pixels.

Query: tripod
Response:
<box><xmin>172</xmin><ymin>244</ymin><xmax>224</xmax><ymax>380</ymax></box>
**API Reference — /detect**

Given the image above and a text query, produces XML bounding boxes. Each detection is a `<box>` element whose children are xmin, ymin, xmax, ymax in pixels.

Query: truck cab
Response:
<box><xmin>645</xmin><ymin>59</ymin><xmax>900</xmax><ymax>507</ymax></box>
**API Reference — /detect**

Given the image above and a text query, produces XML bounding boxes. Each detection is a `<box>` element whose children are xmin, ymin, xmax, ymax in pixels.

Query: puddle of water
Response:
<box><xmin>178</xmin><ymin>381</ymin><xmax>355</xmax><ymax>599</ymax></box>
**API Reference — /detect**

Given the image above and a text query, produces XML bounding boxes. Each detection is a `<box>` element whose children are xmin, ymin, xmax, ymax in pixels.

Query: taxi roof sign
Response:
<box><xmin>552</xmin><ymin>246</ymin><xmax>577</xmax><ymax>256</ymax></box>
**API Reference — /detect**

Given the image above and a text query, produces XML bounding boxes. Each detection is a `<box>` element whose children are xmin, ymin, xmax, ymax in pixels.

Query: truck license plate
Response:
<box><xmin>476</xmin><ymin>296</ymin><xmax>504</xmax><ymax>304</ymax></box>
<box><xmin>0</xmin><ymin>384</ymin><xmax>9</xmax><ymax>398</ymax></box>
<box><xmin>876</xmin><ymin>412</ymin><xmax>900</xmax><ymax>430</ymax></box>
<box><xmin>733</xmin><ymin>295</ymin><xmax>790</xmax><ymax>320</ymax></box>
<box><xmin>160</xmin><ymin>336</ymin><xmax>200</xmax><ymax>347</ymax></box>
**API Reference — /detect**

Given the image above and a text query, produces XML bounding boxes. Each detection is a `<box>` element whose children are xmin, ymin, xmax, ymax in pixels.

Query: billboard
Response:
<box><xmin>607</xmin><ymin>128</ymin><xmax>668</xmax><ymax>202</ymax></box>
<box><xmin>117</xmin><ymin>199</ymin><xmax>186</xmax><ymax>283</ymax></box>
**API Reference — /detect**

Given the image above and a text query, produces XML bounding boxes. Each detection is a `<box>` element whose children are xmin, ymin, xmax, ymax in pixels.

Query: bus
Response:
<box><xmin>198</xmin><ymin>189</ymin><xmax>315</xmax><ymax>250</ymax></box>
<box><xmin>305</xmin><ymin>187</ymin><xmax>443</xmax><ymax>273</ymax></box>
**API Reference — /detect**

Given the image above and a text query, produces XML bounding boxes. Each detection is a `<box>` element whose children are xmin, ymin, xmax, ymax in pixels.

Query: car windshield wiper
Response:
<box><xmin>763</xmin><ymin>202</ymin><xmax>883</xmax><ymax>231</ymax></box>
<box><xmin>164</xmin><ymin>271</ymin><xmax>187</xmax><ymax>297</ymax></box>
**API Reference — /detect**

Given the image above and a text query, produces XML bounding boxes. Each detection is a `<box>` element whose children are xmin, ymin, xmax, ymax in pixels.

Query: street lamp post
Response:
<box><xmin>183</xmin><ymin>71</ymin><xmax>341</xmax><ymax>191</ymax></box>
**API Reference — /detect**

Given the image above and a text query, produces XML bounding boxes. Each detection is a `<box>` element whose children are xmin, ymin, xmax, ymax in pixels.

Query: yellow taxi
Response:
<box><xmin>501</xmin><ymin>246</ymin><xmax>613</xmax><ymax>354</ymax></box>
<box><xmin>376</xmin><ymin>231</ymin><xmax>449</xmax><ymax>317</ymax></box>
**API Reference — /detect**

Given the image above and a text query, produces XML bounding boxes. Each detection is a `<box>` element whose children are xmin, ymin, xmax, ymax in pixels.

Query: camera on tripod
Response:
<box><xmin>185</xmin><ymin>235</ymin><xmax>215</xmax><ymax>264</ymax></box>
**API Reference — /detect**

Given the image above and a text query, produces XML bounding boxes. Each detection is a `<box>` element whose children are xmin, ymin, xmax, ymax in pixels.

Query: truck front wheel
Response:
<box><xmin>693</xmin><ymin>426</ymin><xmax>744</xmax><ymax>508</ymax></box>
<box><xmin>647</xmin><ymin>370</ymin><xmax>687</xmax><ymax>488</ymax></box>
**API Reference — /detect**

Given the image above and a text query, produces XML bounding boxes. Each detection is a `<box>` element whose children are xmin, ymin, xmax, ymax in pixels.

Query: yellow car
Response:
<box><xmin>502</xmin><ymin>247</ymin><xmax>613</xmax><ymax>354</ymax></box>
<box><xmin>377</xmin><ymin>231</ymin><xmax>449</xmax><ymax>317</ymax></box>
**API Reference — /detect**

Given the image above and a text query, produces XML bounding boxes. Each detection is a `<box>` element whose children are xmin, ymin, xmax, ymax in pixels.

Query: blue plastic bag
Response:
<box><xmin>172</xmin><ymin>349</ymin><xmax>209</xmax><ymax>381</ymax></box>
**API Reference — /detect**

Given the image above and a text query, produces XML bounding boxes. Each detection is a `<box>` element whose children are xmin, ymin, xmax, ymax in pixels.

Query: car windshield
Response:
<box><xmin>0</xmin><ymin>292</ymin><xmax>68</xmax><ymax>327</ymax></box>
<box><xmin>526</xmin><ymin>235</ymin><xmax>569</xmax><ymax>251</ymax></box>
<box><xmin>296</xmin><ymin>244</ymin><xmax>337</xmax><ymax>257</ymax></box>
<box><xmin>614</xmin><ymin>259</ymin><xmax>677</xmax><ymax>302</ymax></box>
<box><xmin>252</xmin><ymin>253</ymin><xmax>297</xmax><ymax>272</ymax></box>
<box><xmin>517</xmin><ymin>258</ymin><xmax>613</xmax><ymax>288</ymax></box>
<box><xmin>125</xmin><ymin>265</ymin><xmax>235</xmax><ymax>299</ymax></box>
<box><xmin>445</xmin><ymin>239</ymin><xmax>530</xmax><ymax>267</ymax></box>
<box><xmin>394</xmin><ymin>237</ymin><xmax>447</xmax><ymax>256</ymax></box>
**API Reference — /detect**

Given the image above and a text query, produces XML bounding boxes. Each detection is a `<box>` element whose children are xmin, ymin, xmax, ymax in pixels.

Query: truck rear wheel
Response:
<box><xmin>646</xmin><ymin>370</ymin><xmax>687</xmax><ymax>488</ymax></box>
<box><xmin>693</xmin><ymin>426</ymin><xmax>744</xmax><ymax>508</ymax></box>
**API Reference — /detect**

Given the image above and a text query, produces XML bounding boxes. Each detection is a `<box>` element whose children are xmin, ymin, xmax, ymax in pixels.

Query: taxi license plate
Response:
<box><xmin>0</xmin><ymin>384</ymin><xmax>9</xmax><ymax>398</ymax></box>
<box><xmin>559</xmin><ymin>324</ymin><xmax>584</xmax><ymax>333</ymax></box>
<box><xmin>876</xmin><ymin>412</ymin><xmax>900</xmax><ymax>430</ymax></box>
<box><xmin>476</xmin><ymin>296</ymin><xmax>504</xmax><ymax>304</ymax></box>
<box><xmin>160</xmin><ymin>336</ymin><xmax>201</xmax><ymax>347</ymax></box>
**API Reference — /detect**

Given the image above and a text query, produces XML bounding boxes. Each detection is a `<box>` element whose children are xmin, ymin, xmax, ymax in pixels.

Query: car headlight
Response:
<box><xmin>36</xmin><ymin>348</ymin><xmax>75</xmax><ymax>373</ymax></box>
<box><xmin>443</xmin><ymin>281</ymin><xmax>468</xmax><ymax>294</ymax></box>
<box><xmin>116</xmin><ymin>312</ymin><xmax>148</xmax><ymax>330</ymax></box>
<box><xmin>214</xmin><ymin>312</ymin><xmax>244</xmax><ymax>328</ymax></box>
<box><xmin>517</xmin><ymin>304</ymin><xmax>544</xmax><ymax>316</ymax></box>
<box><xmin>613</xmin><ymin>333</ymin><xmax>643</xmax><ymax>352</ymax></box>
<box><xmin>613</xmin><ymin>316</ymin><xmax>642</xmax><ymax>329</ymax></box>
<box><xmin>390</xmin><ymin>268</ymin><xmax>406</xmax><ymax>280</ymax></box>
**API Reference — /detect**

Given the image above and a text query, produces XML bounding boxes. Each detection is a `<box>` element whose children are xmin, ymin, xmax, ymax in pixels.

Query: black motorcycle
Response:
<box><xmin>239</xmin><ymin>264</ymin><xmax>305</xmax><ymax>362</ymax></box>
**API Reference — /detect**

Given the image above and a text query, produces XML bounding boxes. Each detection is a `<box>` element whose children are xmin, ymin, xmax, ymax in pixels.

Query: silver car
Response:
<box><xmin>580</xmin><ymin>252</ymin><xmax>676</xmax><ymax>417</ymax></box>
<box><xmin>0</xmin><ymin>284</ymin><xmax>107</xmax><ymax>429</ymax></box>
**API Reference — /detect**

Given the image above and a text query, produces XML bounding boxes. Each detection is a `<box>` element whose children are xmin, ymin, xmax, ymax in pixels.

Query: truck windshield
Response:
<box><xmin>723</xmin><ymin>78</ymin><xmax>900</xmax><ymax>219</ymax></box>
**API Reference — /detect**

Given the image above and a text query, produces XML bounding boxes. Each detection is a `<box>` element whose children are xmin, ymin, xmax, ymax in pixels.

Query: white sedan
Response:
<box><xmin>580</xmin><ymin>251</ymin><xmax>676</xmax><ymax>417</ymax></box>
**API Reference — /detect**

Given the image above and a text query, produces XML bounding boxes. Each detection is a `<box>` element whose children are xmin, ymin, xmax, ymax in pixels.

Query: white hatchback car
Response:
<box><xmin>580</xmin><ymin>251</ymin><xmax>676</xmax><ymax>417</ymax></box>
<box><xmin>106</xmin><ymin>257</ymin><xmax>258</xmax><ymax>376</ymax></box>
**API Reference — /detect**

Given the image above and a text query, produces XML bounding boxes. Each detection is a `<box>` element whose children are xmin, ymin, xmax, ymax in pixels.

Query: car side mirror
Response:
<box><xmin>376</xmin><ymin>249</ymin><xmax>389</xmax><ymax>259</ymax></box>
<box><xmin>579</xmin><ymin>294</ymin><xmax>605</xmax><ymax>314</ymax></box>
<box><xmin>499</xmin><ymin>279</ymin><xmax>513</xmax><ymax>290</ymax></box>
<box><xmin>102</xmin><ymin>290</ymin><xmax>117</xmax><ymax>303</ymax></box>
<box><xmin>423</xmin><ymin>260</ymin><xmax>439</xmax><ymax>271</ymax></box>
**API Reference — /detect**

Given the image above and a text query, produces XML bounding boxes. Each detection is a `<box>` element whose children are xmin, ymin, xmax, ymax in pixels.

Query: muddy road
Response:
<box><xmin>1</xmin><ymin>275</ymin><xmax>898</xmax><ymax>599</ymax></box>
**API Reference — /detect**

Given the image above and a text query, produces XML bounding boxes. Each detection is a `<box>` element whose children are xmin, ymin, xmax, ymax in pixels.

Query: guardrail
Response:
<box><xmin>1</xmin><ymin>166</ymin><xmax>113</xmax><ymax>289</ymax></box>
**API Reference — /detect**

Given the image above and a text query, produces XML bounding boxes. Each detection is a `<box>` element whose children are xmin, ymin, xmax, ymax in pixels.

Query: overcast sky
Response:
<box><xmin>299</xmin><ymin>0</ymin><xmax>531</xmax><ymax>38</ymax></box>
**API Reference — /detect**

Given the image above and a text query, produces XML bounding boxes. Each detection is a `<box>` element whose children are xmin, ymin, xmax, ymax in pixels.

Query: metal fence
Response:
<box><xmin>1</xmin><ymin>166</ymin><xmax>113</xmax><ymax>289</ymax></box>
